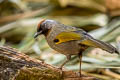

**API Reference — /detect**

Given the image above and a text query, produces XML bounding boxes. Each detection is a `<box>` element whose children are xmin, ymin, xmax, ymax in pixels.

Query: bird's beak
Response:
<box><xmin>34</xmin><ymin>31</ymin><xmax>42</xmax><ymax>38</ymax></box>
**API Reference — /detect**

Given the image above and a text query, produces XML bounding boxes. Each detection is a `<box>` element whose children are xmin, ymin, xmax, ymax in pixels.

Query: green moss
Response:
<box><xmin>15</xmin><ymin>67</ymin><xmax>63</xmax><ymax>80</ymax></box>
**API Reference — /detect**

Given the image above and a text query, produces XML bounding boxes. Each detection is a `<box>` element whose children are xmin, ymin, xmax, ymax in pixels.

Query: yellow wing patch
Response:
<box><xmin>81</xmin><ymin>39</ymin><xmax>99</xmax><ymax>48</ymax></box>
<box><xmin>81</xmin><ymin>40</ymin><xmax>94</xmax><ymax>46</ymax></box>
<box><xmin>55</xmin><ymin>32</ymin><xmax>82</xmax><ymax>44</ymax></box>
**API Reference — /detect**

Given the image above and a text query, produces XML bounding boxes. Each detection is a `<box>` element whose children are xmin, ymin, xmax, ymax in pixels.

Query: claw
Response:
<box><xmin>58</xmin><ymin>67</ymin><xmax>63</xmax><ymax>70</ymax></box>
<box><xmin>57</xmin><ymin>67</ymin><xmax>63</xmax><ymax>76</ymax></box>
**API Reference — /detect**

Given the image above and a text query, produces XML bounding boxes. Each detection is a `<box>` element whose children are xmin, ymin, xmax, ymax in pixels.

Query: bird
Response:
<box><xmin>34</xmin><ymin>19</ymin><xmax>119</xmax><ymax>77</ymax></box>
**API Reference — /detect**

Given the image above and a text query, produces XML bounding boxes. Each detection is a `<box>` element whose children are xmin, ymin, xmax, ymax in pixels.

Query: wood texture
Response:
<box><xmin>0</xmin><ymin>46</ymin><xmax>99</xmax><ymax>80</ymax></box>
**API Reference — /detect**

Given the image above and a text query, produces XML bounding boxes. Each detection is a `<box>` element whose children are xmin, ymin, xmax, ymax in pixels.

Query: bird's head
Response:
<box><xmin>34</xmin><ymin>19</ymin><xmax>56</xmax><ymax>38</ymax></box>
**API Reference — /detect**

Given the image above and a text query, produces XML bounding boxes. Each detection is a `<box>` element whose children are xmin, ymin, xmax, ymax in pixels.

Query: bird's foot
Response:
<box><xmin>57</xmin><ymin>67</ymin><xmax>64</xmax><ymax>77</ymax></box>
<box><xmin>57</xmin><ymin>66</ymin><xmax>63</xmax><ymax>70</ymax></box>
<box><xmin>76</xmin><ymin>72</ymin><xmax>83</xmax><ymax>78</ymax></box>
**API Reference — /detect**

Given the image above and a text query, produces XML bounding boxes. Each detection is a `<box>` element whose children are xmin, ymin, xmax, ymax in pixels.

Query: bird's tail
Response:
<box><xmin>82</xmin><ymin>38</ymin><xmax>119</xmax><ymax>54</ymax></box>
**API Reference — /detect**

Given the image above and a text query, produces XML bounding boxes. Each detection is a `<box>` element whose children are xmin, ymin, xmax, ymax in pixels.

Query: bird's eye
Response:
<box><xmin>37</xmin><ymin>27</ymin><xmax>42</xmax><ymax>32</ymax></box>
<box><xmin>53</xmin><ymin>39</ymin><xmax>59</xmax><ymax>43</ymax></box>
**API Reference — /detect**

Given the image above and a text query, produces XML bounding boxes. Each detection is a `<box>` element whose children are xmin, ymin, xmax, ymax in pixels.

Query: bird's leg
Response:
<box><xmin>58</xmin><ymin>55</ymin><xmax>71</xmax><ymax>77</ymax></box>
<box><xmin>78</xmin><ymin>53</ymin><xmax>82</xmax><ymax>77</ymax></box>
<box><xmin>59</xmin><ymin>54</ymin><xmax>71</xmax><ymax>70</ymax></box>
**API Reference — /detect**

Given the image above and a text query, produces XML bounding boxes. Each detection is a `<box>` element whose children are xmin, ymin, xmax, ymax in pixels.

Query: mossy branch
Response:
<box><xmin>0</xmin><ymin>46</ymin><xmax>99</xmax><ymax>80</ymax></box>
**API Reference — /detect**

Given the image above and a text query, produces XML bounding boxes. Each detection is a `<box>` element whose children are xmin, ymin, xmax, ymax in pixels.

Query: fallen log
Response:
<box><xmin>0</xmin><ymin>46</ymin><xmax>99</xmax><ymax>80</ymax></box>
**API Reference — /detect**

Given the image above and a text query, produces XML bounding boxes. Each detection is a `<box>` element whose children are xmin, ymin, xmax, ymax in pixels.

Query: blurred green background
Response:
<box><xmin>0</xmin><ymin>0</ymin><xmax>120</xmax><ymax>80</ymax></box>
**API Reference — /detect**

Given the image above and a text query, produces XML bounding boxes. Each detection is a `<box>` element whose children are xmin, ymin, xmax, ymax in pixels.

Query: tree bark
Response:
<box><xmin>0</xmin><ymin>46</ymin><xmax>99</xmax><ymax>80</ymax></box>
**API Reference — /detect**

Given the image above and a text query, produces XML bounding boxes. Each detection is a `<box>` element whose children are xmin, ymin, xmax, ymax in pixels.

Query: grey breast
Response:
<box><xmin>46</xmin><ymin>24</ymin><xmax>80</xmax><ymax>55</ymax></box>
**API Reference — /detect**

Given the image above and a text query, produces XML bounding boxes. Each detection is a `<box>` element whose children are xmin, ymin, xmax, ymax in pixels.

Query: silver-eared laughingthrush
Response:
<box><xmin>34</xmin><ymin>19</ymin><xmax>119</xmax><ymax>77</ymax></box>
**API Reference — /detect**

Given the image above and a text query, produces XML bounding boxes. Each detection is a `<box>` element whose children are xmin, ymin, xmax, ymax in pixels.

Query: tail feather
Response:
<box><xmin>114</xmin><ymin>48</ymin><xmax>119</xmax><ymax>54</ymax></box>
<box><xmin>81</xmin><ymin>38</ymin><xmax>119</xmax><ymax>54</ymax></box>
<box><xmin>93</xmin><ymin>39</ymin><xmax>119</xmax><ymax>54</ymax></box>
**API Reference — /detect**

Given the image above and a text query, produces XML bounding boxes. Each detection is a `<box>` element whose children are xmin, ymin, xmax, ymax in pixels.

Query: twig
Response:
<box><xmin>102</xmin><ymin>69</ymin><xmax>120</xmax><ymax>79</ymax></box>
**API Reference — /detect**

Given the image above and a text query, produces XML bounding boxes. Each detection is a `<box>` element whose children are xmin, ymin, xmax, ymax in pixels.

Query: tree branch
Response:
<box><xmin>0</xmin><ymin>46</ymin><xmax>99</xmax><ymax>80</ymax></box>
